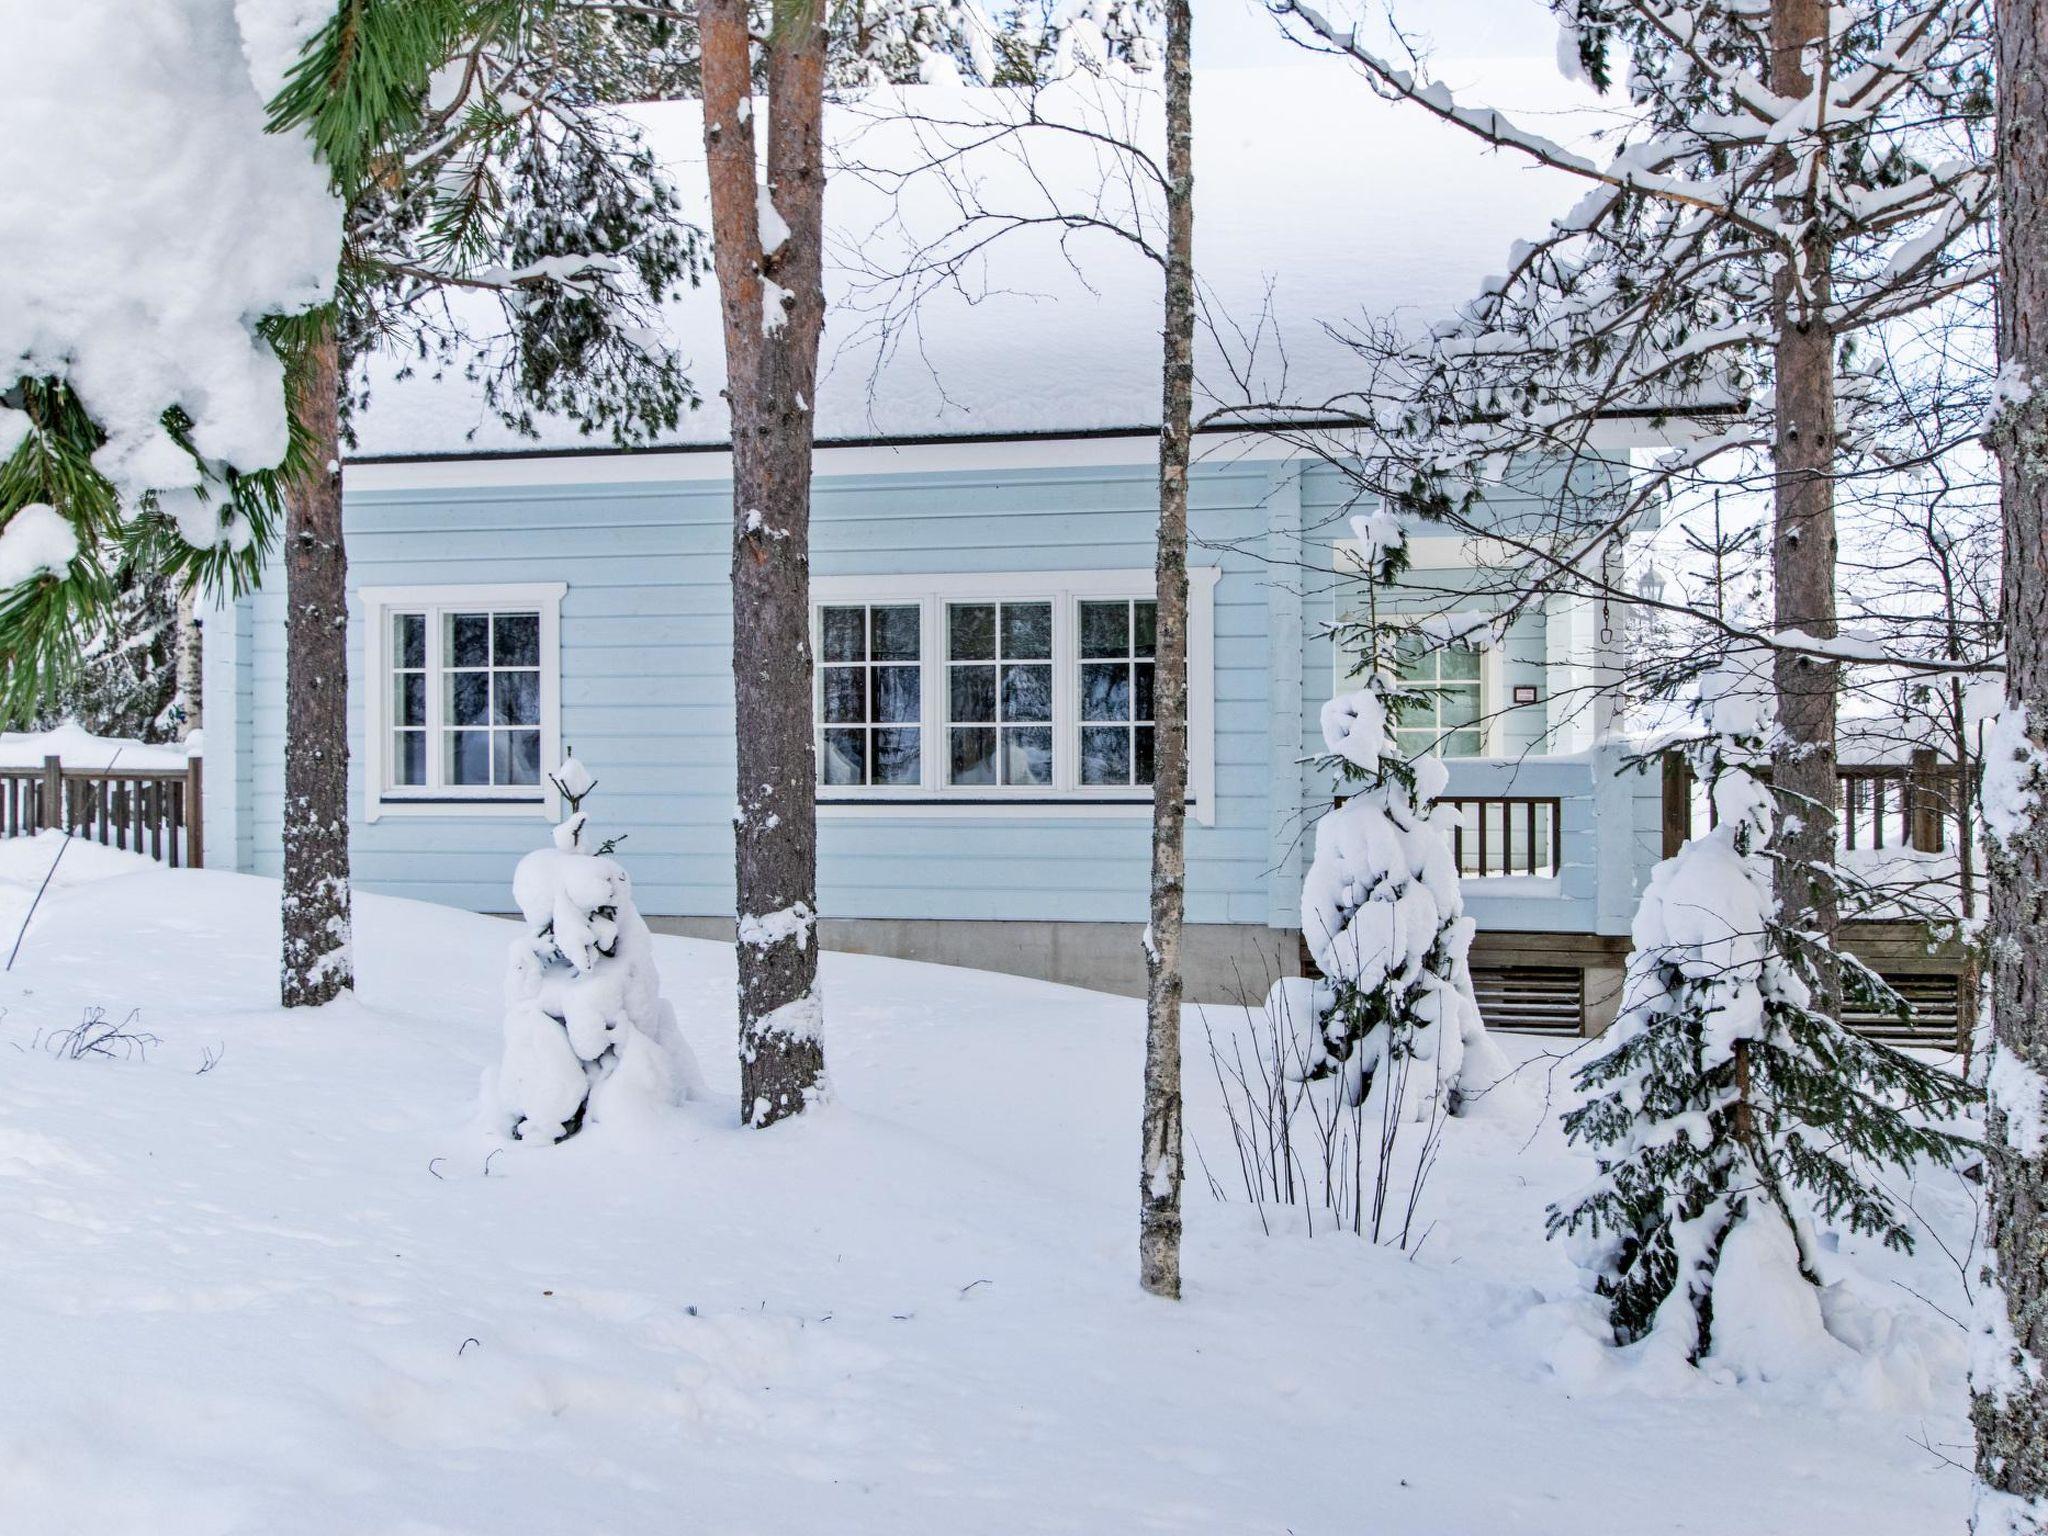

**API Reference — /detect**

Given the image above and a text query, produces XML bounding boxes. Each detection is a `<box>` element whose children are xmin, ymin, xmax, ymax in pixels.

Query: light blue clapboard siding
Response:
<box><xmin>230</xmin><ymin>450</ymin><xmax>1653</xmax><ymax>937</ymax></box>
<box><xmin>1287</xmin><ymin>462</ymin><xmax>1657</xmax><ymax>938</ymax></box>
<box><xmin>239</xmin><ymin>456</ymin><xmax>1283</xmax><ymax>927</ymax></box>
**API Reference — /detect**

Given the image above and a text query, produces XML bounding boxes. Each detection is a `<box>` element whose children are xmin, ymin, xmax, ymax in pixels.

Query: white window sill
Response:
<box><xmin>821</xmin><ymin>795</ymin><xmax>1207</xmax><ymax>823</ymax></box>
<box><xmin>372</xmin><ymin>796</ymin><xmax>550</xmax><ymax>820</ymax></box>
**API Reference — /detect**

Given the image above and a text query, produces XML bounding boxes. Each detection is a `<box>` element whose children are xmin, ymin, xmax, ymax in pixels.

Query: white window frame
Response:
<box><xmin>1333</xmin><ymin>532</ymin><xmax>1508</xmax><ymax>760</ymax></box>
<box><xmin>811</xmin><ymin>568</ymin><xmax>1218</xmax><ymax>823</ymax></box>
<box><xmin>359</xmin><ymin>582</ymin><xmax>566</xmax><ymax>821</ymax></box>
<box><xmin>1333</xmin><ymin>615</ymin><xmax>1505</xmax><ymax>760</ymax></box>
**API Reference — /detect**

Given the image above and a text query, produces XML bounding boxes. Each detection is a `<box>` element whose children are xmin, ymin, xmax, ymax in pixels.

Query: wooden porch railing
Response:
<box><xmin>0</xmin><ymin>754</ymin><xmax>203</xmax><ymax>868</ymax></box>
<box><xmin>1660</xmin><ymin>749</ymin><xmax>1963</xmax><ymax>859</ymax></box>
<box><xmin>1441</xmin><ymin>796</ymin><xmax>1563</xmax><ymax>879</ymax></box>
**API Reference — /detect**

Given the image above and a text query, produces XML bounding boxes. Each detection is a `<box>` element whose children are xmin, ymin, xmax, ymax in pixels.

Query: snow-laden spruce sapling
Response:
<box><xmin>1272</xmin><ymin>512</ymin><xmax>1508</xmax><ymax>1125</ymax></box>
<box><xmin>1548</xmin><ymin>653</ymin><xmax>1974</xmax><ymax>1365</ymax></box>
<box><xmin>488</xmin><ymin>755</ymin><xmax>700</xmax><ymax>1143</ymax></box>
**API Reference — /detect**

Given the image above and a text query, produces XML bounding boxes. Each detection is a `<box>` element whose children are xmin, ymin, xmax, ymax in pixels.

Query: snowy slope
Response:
<box><xmin>0</xmin><ymin>837</ymin><xmax>1975</xmax><ymax>1534</ymax></box>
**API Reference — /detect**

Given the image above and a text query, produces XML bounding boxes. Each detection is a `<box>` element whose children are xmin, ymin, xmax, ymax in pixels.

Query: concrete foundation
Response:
<box><xmin>641</xmin><ymin>915</ymin><xmax>1304</xmax><ymax>1004</ymax></box>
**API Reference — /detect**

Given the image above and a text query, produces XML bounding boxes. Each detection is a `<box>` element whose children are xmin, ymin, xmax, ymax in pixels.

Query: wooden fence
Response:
<box><xmin>1661</xmin><ymin>748</ymin><xmax>1965</xmax><ymax>858</ymax></box>
<box><xmin>0</xmin><ymin>754</ymin><xmax>203</xmax><ymax>868</ymax></box>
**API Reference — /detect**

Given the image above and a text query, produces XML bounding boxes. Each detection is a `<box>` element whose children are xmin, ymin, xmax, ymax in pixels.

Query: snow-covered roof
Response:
<box><xmin>351</xmin><ymin>63</ymin><xmax>1595</xmax><ymax>459</ymax></box>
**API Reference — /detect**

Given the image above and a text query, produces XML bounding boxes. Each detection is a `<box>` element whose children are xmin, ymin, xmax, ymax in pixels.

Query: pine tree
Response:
<box><xmin>688</xmin><ymin>0</ymin><xmax>1068</xmax><ymax>1126</ymax></box>
<box><xmin>1548</xmin><ymin>652</ymin><xmax>1973</xmax><ymax>1362</ymax></box>
<box><xmin>491</xmin><ymin>755</ymin><xmax>702</xmax><ymax>1142</ymax></box>
<box><xmin>0</xmin><ymin>4</ymin><xmax>338</xmax><ymax>729</ymax></box>
<box><xmin>262</xmin><ymin>0</ymin><xmax>709</xmax><ymax>1008</ymax></box>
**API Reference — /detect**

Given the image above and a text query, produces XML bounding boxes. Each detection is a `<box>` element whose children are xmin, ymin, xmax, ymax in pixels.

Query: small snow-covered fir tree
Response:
<box><xmin>489</xmin><ymin>756</ymin><xmax>700</xmax><ymax>1143</ymax></box>
<box><xmin>1548</xmin><ymin>653</ymin><xmax>1974</xmax><ymax>1363</ymax></box>
<box><xmin>1291</xmin><ymin>514</ymin><xmax>1506</xmax><ymax>1125</ymax></box>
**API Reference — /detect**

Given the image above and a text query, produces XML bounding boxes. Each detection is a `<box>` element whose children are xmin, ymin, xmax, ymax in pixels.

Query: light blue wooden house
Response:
<box><xmin>198</xmin><ymin>72</ymin><xmax>1676</xmax><ymax>1029</ymax></box>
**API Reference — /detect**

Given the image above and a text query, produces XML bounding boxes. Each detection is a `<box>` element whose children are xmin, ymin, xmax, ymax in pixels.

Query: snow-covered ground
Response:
<box><xmin>0</xmin><ymin>835</ymin><xmax>1978</xmax><ymax>1534</ymax></box>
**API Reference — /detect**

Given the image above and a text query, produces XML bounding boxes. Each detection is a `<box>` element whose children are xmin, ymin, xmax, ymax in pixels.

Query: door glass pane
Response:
<box><xmin>1081</xmin><ymin>726</ymin><xmax>1130</xmax><ymax>786</ymax></box>
<box><xmin>1392</xmin><ymin>631</ymin><xmax>1429</xmax><ymax>680</ymax></box>
<box><xmin>1002</xmin><ymin>726</ymin><xmax>1053</xmax><ymax>786</ymax></box>
<box><xmin>949</xmin><ymin>603</ymin><xmax>996</xmax><ymax>661</ymax></box>
<box><xmin>1000</xmin><ymin>602</ymin><xmax>1052</xmax><ymax>660</ymax></box>
<box><xmin>950</xmin><ymin>727</ymin><xmax>996</xmax><ymax>785</ymax></box>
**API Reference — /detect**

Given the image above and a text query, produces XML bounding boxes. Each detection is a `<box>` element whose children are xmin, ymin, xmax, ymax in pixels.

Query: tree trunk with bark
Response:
<box><xmin>1974</xmin><ymin>1</ymin><xmax>2048</xmax><ymax>1525</ymax></box>
<box><xmin>698</xmin><ymin>0</ymin><xmax>827</xmax><ymax>1126</ymax></box>
<box><xmin>279</xmin><ymin>312</ymin><xmax>354</xmax><ymax>1008</ymax></box>
<box><xmin>1766</xmin><ymin>0</ymin><xmax>1841</xmax><ymax>1014</ymax></box>
<box><xmin>1139</xmin><ymin>0</ymin><xmax>1193</xmax><ymax>1301</ymax></box>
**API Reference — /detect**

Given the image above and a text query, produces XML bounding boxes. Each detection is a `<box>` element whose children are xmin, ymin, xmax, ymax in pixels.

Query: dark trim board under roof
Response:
<box><xmin>344</xmin><ymin>402</ymin><xmax>1736</xmax><ymax>467</ymax></box>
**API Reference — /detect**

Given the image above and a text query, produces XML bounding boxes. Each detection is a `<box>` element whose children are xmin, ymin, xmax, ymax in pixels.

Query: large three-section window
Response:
<box><xmin>811</xmin><ymin>570</ymin><xmax>1214</xmax><ymax>817</ymax></box>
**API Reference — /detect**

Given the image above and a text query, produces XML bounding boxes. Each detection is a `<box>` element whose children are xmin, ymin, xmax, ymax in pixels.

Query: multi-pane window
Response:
<box><xmin>948</xmin><ymin>601</ymin><xmax>1052</xmax><ymax>786</ymax></box>
<box><xmin>807</xmin><ymin>574</ymin><xmax>1214</xmax><ymax>810</ymax></box>
<box><xmin>372</xmin><ymin>589</ymin><xmax>557</xmax><ymax>806</ymax></box>
<box><xmin>442</xmin><ymin>611</ymin><xmax>543</xmax><ymax>787</ymax></box>
<box><xmin>1078</xmin><ymin>598</ymin><xmax>1156</xmax><ymax>786</ymax></box>
<box><xmin>819</xmin><ymin>603</ymin><xmax>921</xmax><ymax>786</ymax></box>
<box><xmin>1391</xmin><ymin>631</ymin><xmax>1484</xmax><ymax>757</ymax></box>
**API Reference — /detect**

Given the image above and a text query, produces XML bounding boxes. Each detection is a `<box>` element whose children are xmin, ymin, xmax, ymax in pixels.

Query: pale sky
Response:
<box><xmin>1192</xmin><ymin>0</ymin><xmax>1558</xmax><ymax>70</ymax></box>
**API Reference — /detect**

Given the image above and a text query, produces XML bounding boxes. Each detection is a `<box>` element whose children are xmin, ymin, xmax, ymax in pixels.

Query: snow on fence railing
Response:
<box><xmin>0</xmin><ymin>754</ymin><xmax>203</xmax><ymax>868</ymax></box>
<box><xmin>1660</xmin><ymin>748</ymin><xmax>1969</xmax><ymax>857</ymax></box>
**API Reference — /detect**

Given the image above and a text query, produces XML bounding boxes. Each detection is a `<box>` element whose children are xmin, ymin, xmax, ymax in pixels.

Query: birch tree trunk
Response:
<box><xmin>1767</xmin><ymin>0</ymin><xmax>1841</xmax><ymax>1013</ymax></box>
<box><xmin>1973</xmin><ymin>1</ymin><xmax>2048</xmax><ymax>1523</ymax></box>
<box><xmin>175</xmin><ymin>588</ymin><xmax>202</xmax><ymax>738</ymax></box>
<box><xmin>698</xmin><ymin>0</ymin><xmax>826</xmax><ymax>1126</ymax></box>
<box><xmin>279</xmin><ymin>311</ymin><xmax>354</xmax><ymax>1008</ymax></box>
<box><xmin>1138</xmin><ymin>0</ymin><xmax>1193</xmax><ymax>1300</ymax></box>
